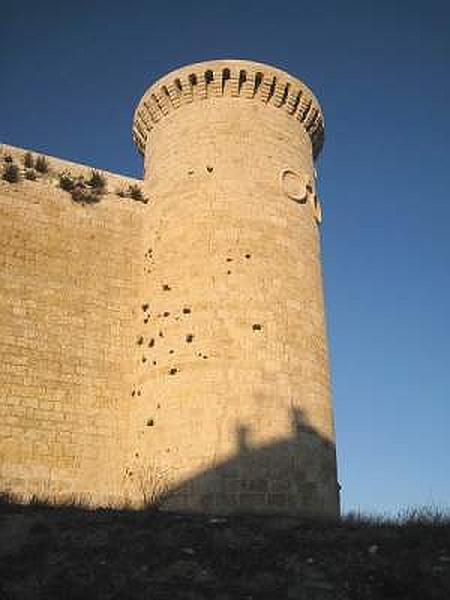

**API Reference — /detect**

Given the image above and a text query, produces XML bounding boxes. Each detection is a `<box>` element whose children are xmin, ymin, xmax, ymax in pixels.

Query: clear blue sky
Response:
<box><xmin>1</xmin><ymin>0</ymin><xmax>449</xmax><ymax>515</ymax></box>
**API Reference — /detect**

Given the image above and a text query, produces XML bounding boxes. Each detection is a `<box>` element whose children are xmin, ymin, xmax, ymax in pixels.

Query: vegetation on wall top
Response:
<box><xmin>58</xmin><ymin>170</ymin><xmax>106</xmax><ymax>205</ymax></box>
<box><xmin>0</xmin><ymin>150</ymin><xmax>148</xmax><ymax>206</ymax></box>
<box><xmin>2</xmin><ymin>161</ymin><xmax>20</xmax><ymax>183</ymax></box>
<box><xmin>116</xmin><ymin>184</ymin><xmax>148</xmax><ymax>203</ymax></box>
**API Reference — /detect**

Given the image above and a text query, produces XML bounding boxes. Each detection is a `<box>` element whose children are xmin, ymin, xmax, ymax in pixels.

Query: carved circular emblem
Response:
<box><xmin>280</xmin><ymin>169</ymin><xmax>308</xmax><ymax>203</ymax></box>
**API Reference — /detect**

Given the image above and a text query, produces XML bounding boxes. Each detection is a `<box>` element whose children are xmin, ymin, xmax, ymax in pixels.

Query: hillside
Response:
<box><xmin>0</xmin><ymin>498</ymin><xmax>449</xmax><ymax>599</ymax></box>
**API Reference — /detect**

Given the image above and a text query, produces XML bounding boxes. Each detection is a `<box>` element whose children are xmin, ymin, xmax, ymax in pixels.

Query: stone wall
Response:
<box><xmin>0</xmin><ymin>59</ymin><xmax>339</xmax><ymax>516</ymax></box>
<box><xmin>0</xmin><ymin>145</ymin><xmax>145</xmax><ymax>504</ymax></box>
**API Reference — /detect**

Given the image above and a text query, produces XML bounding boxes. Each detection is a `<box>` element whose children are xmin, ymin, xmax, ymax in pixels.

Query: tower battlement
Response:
<box><xmin>133</xmin><ymin>60</ymin><xmax>324</xmax><ymax>158</ymax></box>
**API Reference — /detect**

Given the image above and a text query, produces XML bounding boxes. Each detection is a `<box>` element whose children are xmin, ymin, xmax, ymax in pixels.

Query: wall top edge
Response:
<box><xmin>0</xmin><ymin>143</ymin><xmax>142</xmax><ymax>186</ymax></box>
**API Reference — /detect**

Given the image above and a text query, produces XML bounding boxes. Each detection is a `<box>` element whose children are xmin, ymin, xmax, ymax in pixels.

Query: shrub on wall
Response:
<box><xmin>59</xmin><ymin>172</ymin><xmax>76</xmax><ymax>192</ymax></box>
<box><xmin>71</xmin><ymin>187</ymin><xmax>101</xmax><ymax>204</ymax></box>
<box><xmin>2</xmin><ymin>163</ymin><xmax>20</xmax><ymax>183</ymax></box>
<box><xmin>129</xmin><ymin>184</ymin><xmax>145</xmax><ymax>202</ymax></box>
<box><xmin>59</xmin><ymin>171</ymin><xmax>103</xmax><ymax>204</ymax></box>
<box><xmin>116</xmin><ymin>184</ymin><xmax>148</xmax><ymax>203</ymax></box>
<box><xmin>87</xmin><ymin>170</ymin><xmax>106</xmax><ymax>190</ymax></box>
<box><xmin>25</xmin><ymin>169</ymin><xmax>37</xmax><ymax>181</ymax></box>
<box><xmin>35</xmin><ymin>155</ymin><xmax>49</xmax><ymax>174</ymax></box>
<box><xmin>23</xmin><ymin>152</ymin><xmax>34</xmax><ymax>168</ymax></box>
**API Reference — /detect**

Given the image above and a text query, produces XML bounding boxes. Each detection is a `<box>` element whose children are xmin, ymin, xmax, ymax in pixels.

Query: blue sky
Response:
<box><xmin>1</xmin><ymin>0</ymin><xmax>449</xmax><ymax>515</ymax></box>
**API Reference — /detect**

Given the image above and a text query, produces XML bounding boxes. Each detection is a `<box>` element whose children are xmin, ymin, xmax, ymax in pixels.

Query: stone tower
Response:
<box><xmin>130</xmin><ymin>59</ymin><xmax>339</xmax><ymax>517</ymax></box>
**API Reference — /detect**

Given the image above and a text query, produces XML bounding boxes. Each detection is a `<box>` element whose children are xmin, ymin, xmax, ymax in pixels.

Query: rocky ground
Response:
<box><xmin>0</xmin><ymin>499</ymin><xmax>449</xmax><ymax>599</ymax></box>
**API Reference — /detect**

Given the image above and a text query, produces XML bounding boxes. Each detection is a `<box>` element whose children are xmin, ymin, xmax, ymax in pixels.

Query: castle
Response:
<box><xmin>0</xmin><ymin>60</ymin><xmax>340</xmax><ymax>517</ymax></box>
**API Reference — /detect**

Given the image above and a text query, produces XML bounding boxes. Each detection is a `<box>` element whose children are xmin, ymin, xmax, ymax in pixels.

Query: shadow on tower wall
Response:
<box><xmin>155</xmin><ymin>406</ymin><xmax>340</xmax><ymax>518</ymax></box>
<box><xmin>0</xmin><ymin>407</ymin><xmax>339</xmax><ymax>518</ymax></box>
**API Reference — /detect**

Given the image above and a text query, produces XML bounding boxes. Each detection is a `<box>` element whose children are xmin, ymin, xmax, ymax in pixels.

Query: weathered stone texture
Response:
<box><xmin>0</xmin><ymin>59</ymin><xmax>339</xmax><ymax>516</ymax></box>
<box><xmin>129</xmin><ymin>60</ymin><xmax>338</xmax><ymax>516</ymax></box>
<box><xmin>0</xmin><ymin>147</ymin><xmax>145</xmax><ymax>504</ymax></box>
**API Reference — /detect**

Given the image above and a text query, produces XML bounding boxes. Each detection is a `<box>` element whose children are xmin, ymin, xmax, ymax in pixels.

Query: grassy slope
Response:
<box><xmin>0</xmin><ymin>499</ymin><xmax>449</xmax><ymax>600</ymax></box>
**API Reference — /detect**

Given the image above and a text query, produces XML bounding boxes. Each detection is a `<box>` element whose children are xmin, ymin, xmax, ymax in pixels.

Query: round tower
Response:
<box><xmin>129</xmin><ymin>59</ymin><xmax>339</xmax><ymax>517</ymax></box>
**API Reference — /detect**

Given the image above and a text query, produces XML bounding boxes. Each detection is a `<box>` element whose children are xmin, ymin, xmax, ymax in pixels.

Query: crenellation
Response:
<box><xmin>133</xmin><ymin>60</ymin><xmax>325</xmax><ymax>158</ymax></box>
<box><xmin>296</xmin><ymin>96</ymin><xmax>312</xmax><ymax>121</ymax></box>
<box><xmin>272</xmin><ymin>80</ymin><xmax>288</xmax><ymax>107</ymax></box>
<box><xmin>240</xmin><ymin>71</ymin><xmax>255</xmax><ymax>99</ymax></box>
<box><xmin>180</xmin><ymin>75</ymin><xmax>194</xmax><ymax>103</ymax></box>
<box><xmin>154</xmin><ymin>90</ymin><xmax>171</xmax><ymax>115</ymax></box>
<box><xmin>258</xmin><ymin>73</ymin><xmax>274</xmax><ymax>102</ymax></box>
<box><xmin>196</xmin><ymin>73</ymin><xmax>208</xmax><ymax>99</ymax></box>
<box><xmin>228</xmin><ymin>68</ymin><xmax>241</xmax><ymax>97</ymax></box>
<box><xmin>165</xmin><ymin>82</ymin><xmax>182</xmax><ymax>108</ymax></box>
